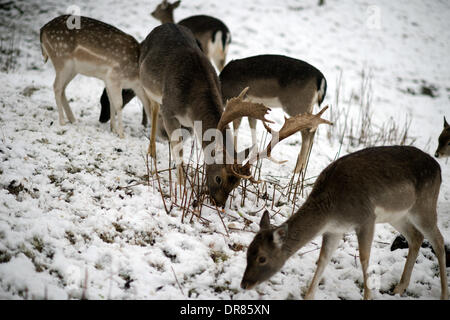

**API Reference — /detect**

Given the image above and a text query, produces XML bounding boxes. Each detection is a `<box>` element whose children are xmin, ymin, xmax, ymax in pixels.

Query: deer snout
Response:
<box><xmin>210</xmin><ymin>195</ymin><xmax>226</xmax><ymax>208</ymax></box>
<box><xmin>240</xmin><ymin>279</ymin><xmax>256</xmax><ymax>290</ymax></box>
<box><xmin>435</xmin><ymin>151</ymin><xmax>440</xmax><ymax>158</ymax></box>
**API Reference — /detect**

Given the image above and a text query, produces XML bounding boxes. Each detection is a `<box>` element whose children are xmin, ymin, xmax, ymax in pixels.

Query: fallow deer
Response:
<box><xmin>40</xmin><ymin>15</ymin><xmax>152</xmax><ymax>138</ymax></box>
<box><xmin>241</xmin><ymin>146</ymin><xmax>448</xmax><ymax>300</ymax></box>
<box><xmin>220</xmin><ymin>54</ymin><xmax>327</xmax><ymax>173</ymax></box>
<box><xmin>138</xmin><ymin>23</ymin><xmax>331</xmax><ymax>207</ymax></box>
<box><xmin>435</xmin><ymin>116</ymin><xmax>450</xmax><ymax>158</ymax></box>
<box><xmin>98</xmin><ymin>0</ymin><xmax>231</xmax><ymax>125</ymax></box>
<box><xmin>151</xmin><ymin>0</ymin><xmax>231</xmax><ymax>71</ymax></box>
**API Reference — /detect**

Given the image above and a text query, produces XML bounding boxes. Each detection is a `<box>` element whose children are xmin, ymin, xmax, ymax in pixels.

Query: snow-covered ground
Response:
<box><xmin>0</xmin><ymin>0</ymin><xmax>449</xmax><ymax>300</ymax></box>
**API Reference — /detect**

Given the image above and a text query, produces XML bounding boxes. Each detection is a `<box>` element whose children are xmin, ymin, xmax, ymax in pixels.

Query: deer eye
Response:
<box><xmin>258</xmin><ymin>256</ymin><xmax>267</xmax><ymax>264</ymax></box>
<box><xmin>215</xmin><ymin>176</ymin><xmax>222</xmax><ymax>185</ymax></box>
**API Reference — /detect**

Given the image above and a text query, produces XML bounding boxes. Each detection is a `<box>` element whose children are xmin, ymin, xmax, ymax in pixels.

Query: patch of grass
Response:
<box><xmin>35</xmin><ymin>138</ymin><xmax>49</xmax><ymax>144</ymax></box>
<box><xmin>162</xmin><ymin>249</ymin><xmax>177</xmax><ymax>262</ymax></box>
<box><xmin>66</xmin><ymin>166</ymin><xmax>82</xmax><ymax>174</ymax></box>
<box><xmin>21</xmin><ymin>86</ymin><xmax>39</xmax><ymax>97</ymax></box>
<box><xmin>210</xmin><ymin>250</ymin><xmax>229</xmax><ymax>263</ymax></box>
<box><xmin>188</xmin><ymin>288</ymin><xmax>199</xmax><ymax>298</ymax></box>
<box><xmin>228</xmin><ymin>243</ymin><xmax>245</xmax><ymax>252</ymax></box>
<box><xmin>98</xmin><ymin>232</ymin><xmax>114</xmax><ymax>244</ymax></box>
<box><xmin>5</xmin><ymin>180</ymin><xmax>24</xmax><ymax>197</ymax></box>
<box><xmin>112</xmin><ymin>222</ymin><xmax>124</xmax><ymax>233</ymax></box>
<box><xmin>65</xmin><ymin>231</ymin><xmax>76</xmax><ymax>245</ymax></box>
<box><xmin>0</xmin><ymin>250</ymin><xmax>11</xmax><ymax>263</ymax></box>
<box><xmin>119</xmin><ymin>272</ymin><xmax>134</xmax><ymax>290</ymax></box>
<box><xmin>56</xmin><ymin>130</ymin><xmax>67</xmax><ymax>136</ymax></box>
<box><xmin>133</xmin><ymin>231</ymin><xmax>155</xmax><ymax>247</ymax></box>
<box><xmin>31</xmin><ymin>236</ymin><xmax>44</xmax><ymax>253</ymax></box>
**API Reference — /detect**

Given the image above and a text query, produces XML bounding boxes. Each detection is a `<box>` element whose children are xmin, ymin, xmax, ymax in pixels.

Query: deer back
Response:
<box><xmin>40</xmin><ymin>15</ymin><xmax>140</xmax><ymax>79</ymax></box>
<box><xmin>306</xmin><ymin>146</ymin><xmax>441</xmax><ymax>223</ymax></box>
<box><xmin>220</xmin><ymin>54</ymin><xmax>326</xmax><ymax>116</ymax></box>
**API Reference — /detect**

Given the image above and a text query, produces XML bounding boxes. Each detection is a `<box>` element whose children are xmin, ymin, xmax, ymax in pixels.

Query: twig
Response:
<box><xmin>171</xmin><ymin>265</ymin><xmax>185</xmax><ymax>298</ymax></box>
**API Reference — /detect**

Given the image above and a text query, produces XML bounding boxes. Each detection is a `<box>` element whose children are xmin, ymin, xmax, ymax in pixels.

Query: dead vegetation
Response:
<box><xmin>327</xmin><ymin>69</ymin><xmax>416</xmax><ymax>157</ymax></box>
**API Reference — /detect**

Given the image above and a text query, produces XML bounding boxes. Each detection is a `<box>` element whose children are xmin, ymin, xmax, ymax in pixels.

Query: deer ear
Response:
<box><xmin>444</xmin><ymin>116</ymin><xmax>449</xmax><ymax>128</ymax></box>
<box><xmin>273</xmin><ymin>224</ymin><xmax>288</xmax><ymax>248</ymax></box>
<box><xmin>172</xmin><ymin>0</ymin><xmax>181</xmax><ymax>9</ymax></box>
<box><xmin>259</xmin><ymin>210</ymin><xmax>271</xmax><ymax>230</ymax></box>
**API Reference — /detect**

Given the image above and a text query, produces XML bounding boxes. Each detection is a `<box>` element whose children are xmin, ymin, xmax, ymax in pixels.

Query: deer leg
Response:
<box><xmin>248</xmin><ymin>117</ymin><xmax>258</xmax><ymax>148</ymax></box>
<box><xmin>147</xmin><ymin>101</ymin><xmax>160</xmax><ymax>158</ymax></box>
<box><xmin>356</xmin><ymin>221</ymin><xmax>375</xmax><ymax>300</ymax></box>
<box><xmin>161</xmin><ymin>115</ymin><xmax>185</xmax><ymax>185</ymax></box>
<box><xmin>105</xmin><ymin>83</ymin><xmax>124</xmax><ymax>138</ymax></box>
<box><xmin>411</xmin><ymin>212</ymin><xmax>448</xmax><ymax>300</ymax></box>
<box><xmin>233</xmin><ymin>118</ymin><xmax>242</xmax><ymax>150</ymax></box>
<box><xmin>304</xmin><ymin>233</ymin><xmax>342</xmax><ymax>300</ymax></box>
<box><xmin>424</xmin><ymin>227</ymin><xmax>448</xmax><ymax>300</ymax></box>
<box><xmin>133</xmin><ymin>86</ymin><xmax>152</xmax><ymax>130</ymax></box>
<box><xmin>390</xmin><ymin>219</ymin><xmax>423</xmax><ymax>296</ymax></box>
<box><xmin>53</xmin><ymin>63</ymin><xmax>76</xmax><ymax>125</ymax></box>
<box><xmin>294</xmin><ymin>129</ymin><xmax>316</xmax><ymax>174</ymax></box>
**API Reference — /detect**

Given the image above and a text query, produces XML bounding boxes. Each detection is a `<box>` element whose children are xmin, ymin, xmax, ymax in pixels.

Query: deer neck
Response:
<box><xmin>160</xmin><ymin>14</ymin><xmax>175</xmax><ymax>24</ymax></box>
<box><xmin>282</xmin><ymin>199</ymin><xmax>330</xmax><ymax>257</ymax></box>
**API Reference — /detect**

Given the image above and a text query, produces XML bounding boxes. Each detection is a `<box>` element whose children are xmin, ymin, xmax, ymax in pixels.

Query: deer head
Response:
<box><xmin>205</xmin><ymin>87</ymin><xmax>273</xmax><ymax>207</ymax></box>
<box><xmin>435</xmin><ymin>116</ymin><xmax>450</xmax><ymax>158</ymax></box>
<box><xmin>151</xmin><ymin>0</ymin><xmax>181</xmax><ymax>23</ymax></box>
<box><xmin>206</xmin><ymin>87</ymin><xmax>332</xmax><ymax>207</ymax></box>
<box><xmin>241</xmin><ymin>210</ymin><xmax>289</xmax><ymax>289</ymax></box>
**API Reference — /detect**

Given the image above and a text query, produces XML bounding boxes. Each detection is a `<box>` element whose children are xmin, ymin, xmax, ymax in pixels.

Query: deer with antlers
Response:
<box><xmin>139</xmin><ymin>23</ymin><xmax>331</xmax><ymax>207</ymax></box>
<box><xmin>40</xmin><ymin>15</ymin><xmax>152</xmax><ymax>138</ymax></box>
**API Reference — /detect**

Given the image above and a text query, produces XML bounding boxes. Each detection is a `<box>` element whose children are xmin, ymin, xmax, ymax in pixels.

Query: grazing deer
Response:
<box><xmin>241</xmin><ymin>146</ymin><xmax>448</xmax><ymax>300</ymax></box>
<box><xmin>220</xmin><ymin>55</ymin><xmax>327</xmax><ymax>173</ymax></box>
<box><xmin>435</xmin><ymin>116</ymin><xmax>450</xmax><ymax>158</ymax></box>
<box><xmin>138</xmin><ymin>23</ymin><xmax>331</xmax><ymax>207</ymax></box>
<box><xmin>98</xmin><ymin>0</ymin><xmax>231</xmax><ymax>125</ymax></box>
<box><xmin>40</xmin><ymin>15</ymin><xmax>152</xmax><ymax>138</ymax></box>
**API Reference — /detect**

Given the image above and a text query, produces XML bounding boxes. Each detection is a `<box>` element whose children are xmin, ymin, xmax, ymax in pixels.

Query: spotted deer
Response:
<box><xmin>40</xmin><ymin>15</ymin><xmax>152</xmax><ymax>138</ymax></box>
<box><xmin>241</xmin><ymin>146</ymin><xmax>448</xmax><ymax>300</ymax></box>
<box><xmin>435</xmin><ymin>116</ymin><xmax>450</xmax><ymax>158</ymax></box>
<box><xmin>138</xmin><ymin>23</ymin><xmax>331</xmax><ymax>207</ymax></box>
<box><xmin>220</xmin><ymin>54</ymin><xmax>327</xmax><ymax>173</ymax></box>
<box><xmin>98</xmin><ymin>0</ymin><xmax>231</xmax><ymax>125</ymax></box>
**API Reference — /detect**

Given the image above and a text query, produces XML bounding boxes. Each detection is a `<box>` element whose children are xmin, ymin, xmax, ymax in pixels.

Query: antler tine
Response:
<box><xmin>244</xmin><ymin>105</ymin><xmax>333</xmax><ymax>166</ymax></box>
<box><xmin>230</xmin><ymin>164</ymin><xmax>261</xmax><ymax>184</ymax></box>
<box><xmin>217</xmin><ymin>87</ymin><xmax>274</xmax><ymax>132</ymax></box>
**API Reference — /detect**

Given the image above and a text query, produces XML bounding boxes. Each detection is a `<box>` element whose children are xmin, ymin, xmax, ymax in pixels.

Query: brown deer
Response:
<box><xmin>220</xmin><ymin>55</ymin><xmax>327</xmax><ymax>173</ymax></box>
<box><xmin>138</xmin><ymin>23</ymin><xmax>331</xmax><ymax>207</ymax></box>
<box><xmin>241</xmin><ymin>146</ymin><xmax>448</xmax><ymax>300</ymax></box>
<box><xmin>151</xmin><ymin>0</ymin><xmax>231</xmax><ymax>71</ymax></box>
<box><xmin>98</xmin><ymin>0</ymin><xmax>231</xmax><ymax>125</ymax></box>
<box><xmin>435</xmin><ymin>116</ymin><xmax>450</xmax><ymax>158</ymax></box>
<box><xmin>40</xmin><ymin>15</ymin><xmax>152</xmax><ymax>138</ymax></box>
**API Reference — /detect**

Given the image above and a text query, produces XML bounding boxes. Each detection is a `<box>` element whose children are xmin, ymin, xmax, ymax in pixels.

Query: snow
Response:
<box><xmin>0</xmin><ymin>0</ymin><xmax>449</xmax><ymax>300</ymax></box>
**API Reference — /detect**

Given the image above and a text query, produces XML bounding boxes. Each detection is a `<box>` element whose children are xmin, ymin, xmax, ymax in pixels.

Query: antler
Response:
<box><xmin>217</xmin><ymin>87</ymin><xmax>274</xmax><ymax>132</ymax></box>
<box><xmin>233</xmin><ymin>106</ymin><xmax>333</xmax><ymax>180</ymax></box>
